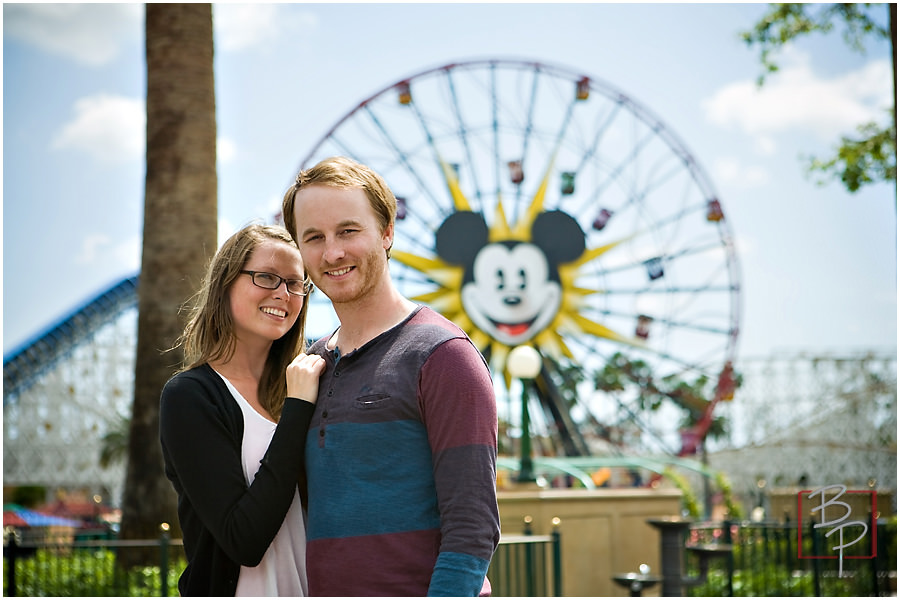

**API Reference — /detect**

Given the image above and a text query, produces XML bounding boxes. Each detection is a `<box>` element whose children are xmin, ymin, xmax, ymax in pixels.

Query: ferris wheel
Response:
<box><xmin>292</xmin><ymin>59</ymin><xmax>741</xmax><ymax>455</ymax></box>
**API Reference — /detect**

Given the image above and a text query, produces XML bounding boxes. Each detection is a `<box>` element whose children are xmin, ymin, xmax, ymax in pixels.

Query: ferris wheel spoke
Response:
<box><xmin>443</xmin><ymin>68</ymin><xmax>484</xmax><ymax>206</ymax></box>
<box><xmin>572</xmin><ymin>321</ymin><xmax>733</xmax><ymax>373</ymax></box>
<box><xmin>582</xmin><ymin>303</ymin><xmax>732</xmax><ymax>336</ymax></box>
<box><xmin>556</xmin><ymin>102</ymin><xmax>625</xmax><ymax>210</ymax></box>
<box><xmin>393</xmin><ymin>229</ymin><xmax>435</xmax><ymax>257</ymax></box>
<box><xmin>356</xmin><ymin>104</ymin><xmax>449</xmax><ymax>221</ymax></box>
<box><xmin>565</xmin><ymin>331</ymin><xmax>708</xmax><ymax>380</ymax></box>
<box><xmin>573</xmin><ymin>126</ymin><xmax>661</xmax><ymax>218</ymax></box>
<box><xmin>620</xmin><ymin>336</ymin><xmax>724</xmax><ymax>376</ymax></box>
<box><xmin>489</xmin><ymin>63</ymin><xmax>502</xmax><ymax>205</ymax></box>
<box><xmin>637</xmin><ymin>157</ymin><xmax>699</xmax><ymax>208</ymax></box>
<box><xmin>661</xmin><ymin>238</ymin><xmax>733</xmax><ymax>265</ymax></box>
<box><xmin>513</xmin><ymin>65</ymin><xmax>543</xmax><ymax>209</ymax></box>
<box><xmin>549</xmin><ymin>88</ymin><xmax>580</xmax><ymax>163</ymax></box>
<box><xmin>561</xmin><ymin>326</ymin><xmax>719</xmax><ymax>391</ymax></box>
<box><xmin>654</xmin><ymin>317</ymin><xmax>734</xmax><ymax>339</ymax></box>
<box><xmin>596</xmin><ymin>285</ymin><xmax>736</xmax><ymax>296</ymax></box>
<box><xmin>578</xmin><ymin>235</ymin><xmax>728</xmax><ymax>282</ymax></box>
<box><xmin>407</xmin><ymin>91</ymin><xmax>490</xmax><ymax>217</ymax></box>
<box><xmin>507</xmin><ymin>73</ymin><xmax>583</xmax><ymax>226</ymax></box>
<box><xmin>647</xmin><ymin>201</ymin><xmax>709</xmax><ymax>247</ymax></box>
<box><xmin>324</xmin><ymin>132</ymin><xmax>362</xmax><ymax>164</ymax></box>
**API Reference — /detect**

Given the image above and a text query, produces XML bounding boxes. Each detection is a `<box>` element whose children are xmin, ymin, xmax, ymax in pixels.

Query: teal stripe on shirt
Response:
<box><xmin>306</xmin><ymin>419</ymin><xmax>441</xmax><ymax>540</ymax></box>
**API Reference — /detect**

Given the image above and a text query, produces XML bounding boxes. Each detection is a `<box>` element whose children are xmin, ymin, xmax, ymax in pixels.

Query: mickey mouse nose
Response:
<box><xmin>503</xmin><ymin>296</ymin><xmax>522</xmax><ymax>306</ymax></box>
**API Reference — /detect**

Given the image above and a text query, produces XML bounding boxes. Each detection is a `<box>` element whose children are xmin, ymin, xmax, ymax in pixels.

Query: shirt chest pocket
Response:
<box><xmin>354</xmin><ymin>393</ymin><xmax>392</xmax><ymax>409</ymax></box>
<box><xmin>352</xmin><ymin>393</ymin><xmax>422</xmax><ymax>423</ymax></box>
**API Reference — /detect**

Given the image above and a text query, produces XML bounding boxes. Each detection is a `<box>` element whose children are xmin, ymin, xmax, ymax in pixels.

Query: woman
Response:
<box><xmin>159</xmin><ymin>223</ymin><xmax>325</xmax><ymax>596</ymax></box>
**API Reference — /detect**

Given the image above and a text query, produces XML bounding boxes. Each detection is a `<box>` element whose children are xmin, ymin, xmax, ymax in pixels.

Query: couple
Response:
<box><xmin>159</xmin><ymin>157</ymin><xmax>501</xmax><ymax>597</ymax></box>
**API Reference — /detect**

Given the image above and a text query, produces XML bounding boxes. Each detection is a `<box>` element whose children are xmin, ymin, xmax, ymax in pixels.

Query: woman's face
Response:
<box><xmin>228</xmin><ymin>239</ymin><xmax>306</xmax><ymax>348</ymax></box>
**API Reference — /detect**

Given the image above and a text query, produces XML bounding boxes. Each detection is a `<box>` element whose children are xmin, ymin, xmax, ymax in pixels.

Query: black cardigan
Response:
<box><xmin>159</xmin><ymin>363</ymin><xmax>314</xmax><ymax>596</ymax></box>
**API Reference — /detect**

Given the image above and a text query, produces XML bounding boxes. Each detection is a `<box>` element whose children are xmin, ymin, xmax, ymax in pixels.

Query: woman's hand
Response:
<box><xmin>285</xmin><ymin>352</ymin><xmax>326</xmax><ymax>403</ymax></box>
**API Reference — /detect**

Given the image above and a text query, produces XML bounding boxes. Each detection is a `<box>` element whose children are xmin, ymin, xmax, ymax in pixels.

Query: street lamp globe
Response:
<box><xmin>507</xmin><ymin>345</ymin><xmax>542</xmax><ymax>379</ymax></box>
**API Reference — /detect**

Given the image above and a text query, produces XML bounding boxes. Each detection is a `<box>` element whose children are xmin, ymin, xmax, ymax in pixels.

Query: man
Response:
<box><xmin>281</xmin><ymin>156</ymin><xmax>500</xmax><ymax>596</ymax></box>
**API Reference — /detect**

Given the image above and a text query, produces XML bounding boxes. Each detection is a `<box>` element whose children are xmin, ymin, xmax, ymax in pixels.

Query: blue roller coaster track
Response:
<box><xmin>3</xmin><ymin>275</ymin><xmax>139</xmax><ymax>401</ymax></box>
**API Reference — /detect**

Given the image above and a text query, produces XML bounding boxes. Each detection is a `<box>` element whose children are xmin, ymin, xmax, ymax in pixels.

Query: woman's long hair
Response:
<box><xmin>176</xmin><ymin>223</ymin><xmax>311</xmax><ymax>419</ymax></box>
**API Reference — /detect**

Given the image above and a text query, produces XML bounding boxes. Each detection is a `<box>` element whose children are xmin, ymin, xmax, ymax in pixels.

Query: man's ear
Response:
<box><xmin>383</xmin><ymin>221</ymin><xmax>395</xmax><ymax>251</ymax></box>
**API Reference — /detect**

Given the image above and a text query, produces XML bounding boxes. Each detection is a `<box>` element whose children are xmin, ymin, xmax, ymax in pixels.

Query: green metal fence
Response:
<box><xmin>5</xmin><ymin>523</ymin><xmax>562</xmax><ymax>597</ymax></box>
<box><xmin>488</xmin><ymin>520</ymin><xmax>562</xmax><ymax>597</ymax></box>
<box><xmin>3</xmin><ymin>528</ymin><xmax>186</xmax><ymax>597</ymax></box>
<box><xmin>7</xmin><ymin>515</ymin><xmax>895</xmax><ymax>597</ymax></box>
<box><xmin>686</xmin><ymin>517</ymin><xmax>897</xmax><ymax>596</ymax></box>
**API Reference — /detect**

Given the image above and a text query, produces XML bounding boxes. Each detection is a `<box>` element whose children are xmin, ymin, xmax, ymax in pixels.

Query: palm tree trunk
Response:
<box><xmin>117</xmin><ymin>3</ymin><xmax>217</xmax><ymax>566</ymax></box>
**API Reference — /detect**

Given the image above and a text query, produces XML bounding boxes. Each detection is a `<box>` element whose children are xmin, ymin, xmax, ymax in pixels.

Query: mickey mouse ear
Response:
<box><xmin>435</xmin><ymin>211</ymin><xmax>489</xmax><ymax>266</ymax></box>
<box><xmin>531</xmin><ymin>211</ymin><xmax>586</xmax><ymax>263</ymax></box>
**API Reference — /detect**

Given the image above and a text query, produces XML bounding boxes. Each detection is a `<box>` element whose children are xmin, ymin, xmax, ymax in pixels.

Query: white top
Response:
<box><xmin>215</xmin><ymin>372</ymin><xmax>308</xmax><ymax>597</ymax></box>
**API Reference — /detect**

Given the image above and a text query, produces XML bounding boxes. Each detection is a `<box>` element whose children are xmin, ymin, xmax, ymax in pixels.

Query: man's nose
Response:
<box><xmin>323</xmin><ymin>239</ymin><xmax>345</xmax><ymax>262</ymax></box>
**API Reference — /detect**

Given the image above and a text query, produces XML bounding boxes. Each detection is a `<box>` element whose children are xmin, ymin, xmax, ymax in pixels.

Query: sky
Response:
<box><xmin>3</xmin><ymin>2</ymin><xmax>897</xmax><ymax>372</ymax></box>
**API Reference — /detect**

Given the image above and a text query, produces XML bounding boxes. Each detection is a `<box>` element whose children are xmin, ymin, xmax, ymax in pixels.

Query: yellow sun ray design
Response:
<box><xmin>392</xmin><ymin>156</ymin><xmax>645</xmax><ymax>379</ymax></box>
<box><xmin>439</xmin><ymin>159</ymin><xmax>473</xmax><ymax>213</ymax></box>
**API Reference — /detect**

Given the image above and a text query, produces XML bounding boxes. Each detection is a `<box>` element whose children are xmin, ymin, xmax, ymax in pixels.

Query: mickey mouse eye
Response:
<box><xmin>518</xmin><ymin>268</ymin><xmax>527</xmax><ymax>290</ymax></box>
<box><xmin>495</xmin><ymin>268</ymin><xmax>505</xmax><ymax>290</ymax></box>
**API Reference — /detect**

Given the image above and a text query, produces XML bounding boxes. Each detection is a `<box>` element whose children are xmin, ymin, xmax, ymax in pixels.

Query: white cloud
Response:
<box><xmin>4</xmin><ymin>3</ymin><xmax>320</xmax><ymax>64</ymax></box>
<box><xmin>3</xmin><ymin>4</ymin><xmax>141</xmax><ymax>66</ymax></box>
<box><xmin>214</xmin><ymin>4</ymin><xmax>279</xmax><ymax>52</ymax></box>
<box><xmin>52</xmin><ymin>95</ymin><xmax>239</xmax><ymax>166</ymax></box>
<box><xmin>753</xmin><ymin>136</ymin><xmax>776</xmax><ymax>156</ymax></box>
<box><xmin>76</xmin><ymin>233</ymin><xmax>139</xmax><ymax>271</ymax></box>
<box><xmin>213</xmin><ymin>4</ymin><xmax>318</xmax><ymax>53</ymax></box>
<box><xmin>703</xmin><ymin>47</ymin><xmax>893</xmax><ymax>150</ymax></box>
<box><xmin>711</xmin><ymin>157</ymin><xmax>770</xmax><ymax>188</ymax></box>
<box><xmin>76</xmin><ymin>233</ymin><xmax>112</xmax><ymax>264</ymax></box>
<box><xmin>51</xmin><ymin>95</ymin><xmax>145</xmax><ymax>163</ymax></box>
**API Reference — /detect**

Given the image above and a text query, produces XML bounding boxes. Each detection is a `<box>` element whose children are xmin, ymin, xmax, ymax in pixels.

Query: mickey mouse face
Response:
<box><xmin>435</xmin><ymin>210</ymin><xmax>586</xmax><ymax>347</ymax></box>
<box><xmin>463</xmin><ymin>241</ymin><xmax>561</xmax><ymax>346</ymax></box>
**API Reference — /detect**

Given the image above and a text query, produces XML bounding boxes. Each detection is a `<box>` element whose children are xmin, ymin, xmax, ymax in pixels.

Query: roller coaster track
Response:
<box><xmin>3</xmin><ymin>275</ymin><xmax>139</xmax><ymax>401</ymax></box>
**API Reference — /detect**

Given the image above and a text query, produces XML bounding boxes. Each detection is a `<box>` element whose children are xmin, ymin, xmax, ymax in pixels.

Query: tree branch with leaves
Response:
<box><xmin>741</xmin><ymin>3</ymin><xmax>897</xmax><ymax>194</ymax></box>
<box><xmin>593</xmin><ymin>352</ymin><xmax>741</xmax><ymax>453</ymax></box>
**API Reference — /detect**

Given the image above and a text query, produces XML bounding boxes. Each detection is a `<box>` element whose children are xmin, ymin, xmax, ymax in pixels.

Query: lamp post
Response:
<box><xmin>507</xmin><ymin>345</ymin><xmax>542</xmax><ymax>483</ymax></box>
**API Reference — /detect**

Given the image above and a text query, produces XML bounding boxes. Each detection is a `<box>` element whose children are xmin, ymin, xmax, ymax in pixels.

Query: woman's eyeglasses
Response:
<box><xmin>240</xmin><ymin>270</ymin><xmax>313</xmax><ymax>296</ymax></box>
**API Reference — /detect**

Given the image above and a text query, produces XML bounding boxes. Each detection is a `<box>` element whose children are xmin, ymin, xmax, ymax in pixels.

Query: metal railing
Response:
<box><xmin>488</xmin><ymin>516</ymin><xmax>562</xmax><ymax>597</ymax></box>
<box><xmin>5</xmin><ymin>520</ymin><xmax>563</xmax><ymax>597</ymax></box>
<box><xmin>3</xmin><ymin>527</ymin><xmax>186</xmax><ymax>597</ymax></box>
<box><xmin>686</xmin><ymin>516</ymin><xmax>897</xmax><ymax>596</ymax></box>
